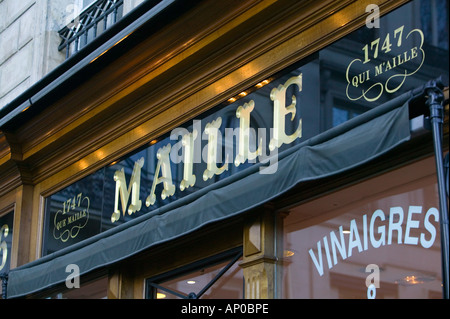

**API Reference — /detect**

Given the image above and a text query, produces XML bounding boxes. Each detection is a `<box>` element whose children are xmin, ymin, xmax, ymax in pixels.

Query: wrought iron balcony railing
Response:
<box><xmin>58</xmin><ymin>0</ymin><xmax>124</xmax><ymax>59</ymax></box>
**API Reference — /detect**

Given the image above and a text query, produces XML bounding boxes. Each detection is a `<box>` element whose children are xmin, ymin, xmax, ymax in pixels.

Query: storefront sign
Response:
<box><xmin>42</xmin><ymin>0</ymin><xmax>448</xmax><ymax>255</ymax></box>
<box><xmin>43</xmin><ymin>67</ymin><xmax>309</xmax><ymax>254</ymax></box>
<box><xmin>346</xmin><ymin>25</ymin><xmax>425</xmax><ymax>102</ymax></box>
<box><xmin>309</xmin><ymin>205</ymin><xmax>439</xmax><ymax>277</ymax></box>
<box><xmin>53</xmin><ymin>193</ymin><xmax>90</xmax><ymax>242</ymax></box>
<box><xmin>111</xmin><ymin>75</ymin><xmax>303</xmax><ymax>223</ymax></box>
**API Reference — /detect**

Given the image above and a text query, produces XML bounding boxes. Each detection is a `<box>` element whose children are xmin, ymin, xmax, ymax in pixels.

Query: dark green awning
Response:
<box><xmin>7</xmin><ymin>91</ymin><xmax>414</xmax><ymax>298</ymax></box>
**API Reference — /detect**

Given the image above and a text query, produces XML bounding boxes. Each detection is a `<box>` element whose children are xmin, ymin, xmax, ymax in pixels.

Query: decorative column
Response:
<box><xmin>240</xmin><ymin>205</ymin><xmax>284</xmax><ymax>299</ymax></box>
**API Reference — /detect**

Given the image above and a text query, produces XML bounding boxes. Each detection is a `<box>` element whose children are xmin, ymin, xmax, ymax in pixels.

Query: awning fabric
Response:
<box><xmin>7</xmin><ymin>91</ymin><xmax>413</xmax><ymax>298</ymax></box>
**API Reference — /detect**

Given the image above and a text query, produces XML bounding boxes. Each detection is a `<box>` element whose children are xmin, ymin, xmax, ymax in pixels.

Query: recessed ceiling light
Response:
<box><xmin>395</xmin><ymin>274</ymin><xmax>435</xmax><ymax>286</ymax></box>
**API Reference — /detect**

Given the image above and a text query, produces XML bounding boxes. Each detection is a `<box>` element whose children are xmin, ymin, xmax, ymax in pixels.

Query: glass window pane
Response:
<box><xmin>332</xmin><ymin>107</ymin><xmax>349</xmax><ymax>127</ymax></box>
<box><xmin>280</xmin><ymin>157</ymin><xmax>443</xmax><ymax>299</ymax></box>
<box><xmin>150</xmin><ymin>255</ymin><xmax>243</xmax><ymax>299</ymax></box>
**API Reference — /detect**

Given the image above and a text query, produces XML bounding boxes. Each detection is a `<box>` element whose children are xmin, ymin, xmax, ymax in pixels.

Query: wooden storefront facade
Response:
<box><xmin>0</xmin><ymin>0</ymin><xmax>448</xmax><ymax>299</ymax></box>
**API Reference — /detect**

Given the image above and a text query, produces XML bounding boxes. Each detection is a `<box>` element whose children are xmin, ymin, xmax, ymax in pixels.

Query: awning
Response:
<box><xmin>7</xmin><ymin>90</ymin><xmax>414</xmax><ymax>298</ymax></box>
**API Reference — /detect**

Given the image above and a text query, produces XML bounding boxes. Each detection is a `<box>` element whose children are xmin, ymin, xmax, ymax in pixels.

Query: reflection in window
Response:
<box><xmin>331</xmin><ymin>98</ymin><xmax>365</xmax><ymax>128</ymax></box>
<box><xmin>420</xmin><ymin>0</ymin><xmax>449</xmax><ymax>49</ymax></box>
<box><xmin>46</xmin><ymin>277</ymin><xmax>108</xmax><ymax>299</ymax></box>
<box><xmin>332</xmin><ymin>107</ymin><xmax>362</xmax><ymax>127</ymax></box>
<box><xmin>279</xmin><ymin>157</ymin><xmax>443</xmax><ymax>299</ymax></box>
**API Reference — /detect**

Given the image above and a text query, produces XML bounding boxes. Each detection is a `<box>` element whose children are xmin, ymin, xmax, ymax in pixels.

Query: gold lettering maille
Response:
<box><xmin>112</xmin><ymin>157</ymin><xmax>144</xmax><ymax>223</ymax></box>
<box><xmin>108</xmin><ymin>72</ymin><xmax>306</xmax><ymax>221</ymax></box>
<box><xmin>235</xmin><ymin>100</ymin><xmax>262</xmax><ymax>167</ymax></box>
<box><xmin>180</xmin><ymin>130</ymin><xmax>198</xmax><ymax>191</ymax></box>
<box><xmin>203</xmin><ymin>117</ymin><xmax>229</xmax><ymax>181</ymax></box>
<box><xmin>146</xmin><ymin>144</ymin><xmax>176</xmax><ymax>206</ymax></box>
<box><xmin>269</xmin><ymin>74</ymin><xmax>303</xmax><ymax>151</ymax></box>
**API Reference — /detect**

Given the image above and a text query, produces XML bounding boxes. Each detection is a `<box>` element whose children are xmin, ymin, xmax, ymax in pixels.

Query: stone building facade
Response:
<box><xmin>0</xmin><ymin>0</ymin><xmax>143</xmax><ymax>109</ymax></box>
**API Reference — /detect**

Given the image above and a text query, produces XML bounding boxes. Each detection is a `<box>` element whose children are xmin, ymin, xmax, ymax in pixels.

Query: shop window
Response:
<box><xmin>329</xmin><ymin>98</ymin><xmax>368</xmax><ymax>128</ymax></box>
<box><xmin>147</xmin><ymin>249</ymin><xmax>243</xmax><ymax>299</ymax></box>
<box><xmin>420</xmin><ymin>0</ymin><xmax>449</xmax><ymax>50</ymax></box>
<box><xmin>332</xmin><ymin>107</ymin><xmax>352</xmax><ymax>127</ymax></box>
<box><xmin>279</xmin><ymin>157</ymin><xmax>444</xmax><ymax>299</ymax></box>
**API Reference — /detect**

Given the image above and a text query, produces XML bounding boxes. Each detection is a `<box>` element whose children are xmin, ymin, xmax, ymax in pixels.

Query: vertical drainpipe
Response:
<box><xmin>425</xmin><ymin>81</ymin><xmax>449</xmax><ymax>299</ymax></box>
